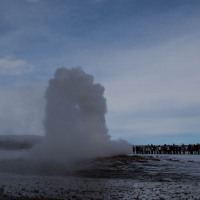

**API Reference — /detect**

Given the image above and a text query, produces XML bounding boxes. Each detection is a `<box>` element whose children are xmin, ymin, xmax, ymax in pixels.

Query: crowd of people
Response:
<box><xmin>132</xmin><ymin>144</ymin><xmax>200</xmax><ymax>155</ymax></box>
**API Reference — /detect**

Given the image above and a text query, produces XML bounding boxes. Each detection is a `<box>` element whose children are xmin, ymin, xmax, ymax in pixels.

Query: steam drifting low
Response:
<box><xmin>32</xmin><ymin>67</ymin><xmax>130</xmax><ymax>164</ymax></box>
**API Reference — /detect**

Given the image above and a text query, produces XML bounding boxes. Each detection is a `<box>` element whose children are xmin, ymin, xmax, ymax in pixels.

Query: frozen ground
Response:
<box><xmin>0</xmin><ymin>151</ymin><xmax>199</xmax><ymax>200</ymax></box>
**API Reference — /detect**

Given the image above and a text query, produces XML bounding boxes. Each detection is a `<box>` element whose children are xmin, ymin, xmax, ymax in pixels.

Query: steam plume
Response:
<box><xmin>32</xmin><ymin>67</ymin><xmax>131</xmax><ymax>164</ymax></box>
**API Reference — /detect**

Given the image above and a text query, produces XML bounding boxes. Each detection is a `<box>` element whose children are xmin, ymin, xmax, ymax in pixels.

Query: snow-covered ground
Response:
<box><xmin>0</xmin><ymin>151</ymin><xmax>199</xmax><ymax>199</ymax></box>
<box><xmin>0</xmin><ymin>174</ymin><xmax>199</xmax><ymax>200</ymax></box>
<box><xmin>139</xmin><ymin>154</ymin><xmax>200</xmax><ymax>177</ymax></box>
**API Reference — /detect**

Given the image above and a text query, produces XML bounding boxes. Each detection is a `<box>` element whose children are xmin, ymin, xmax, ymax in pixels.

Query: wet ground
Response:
<box><xmin>0</xmin><ymin>154</ymin><xmax>199</xmax><ymax>199</ymax></box>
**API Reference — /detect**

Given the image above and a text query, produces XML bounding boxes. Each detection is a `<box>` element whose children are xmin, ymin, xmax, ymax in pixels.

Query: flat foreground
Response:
<box><xmin>0</xmin><ymin>154</ymin><xmax>199</xmax><ymax>200</ymax></box>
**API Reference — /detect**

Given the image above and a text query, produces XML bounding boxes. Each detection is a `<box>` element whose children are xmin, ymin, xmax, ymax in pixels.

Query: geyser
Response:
<box><xmin>32</xmin><ymin>67</ymin><xmax>131</xmax><ymax>164</ymax></box>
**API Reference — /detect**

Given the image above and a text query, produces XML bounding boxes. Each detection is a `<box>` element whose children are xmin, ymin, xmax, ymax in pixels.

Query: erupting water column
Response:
<box><xmin>32</xmin><ymin>67</ymin><xmax>131</xmax><ymax>164</ymax></box>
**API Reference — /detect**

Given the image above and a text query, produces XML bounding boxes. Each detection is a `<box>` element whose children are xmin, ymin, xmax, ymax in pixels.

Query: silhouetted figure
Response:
<box><xmin>132</xmin><ymin>146</ymin><xmax>135</xmax><ymax>154</ymax></box>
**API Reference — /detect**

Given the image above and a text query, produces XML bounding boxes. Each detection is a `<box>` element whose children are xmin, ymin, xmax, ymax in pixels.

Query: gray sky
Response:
<box><xmin>0</xmin><ymin>0</ymin><xmax>200</xmax><ymax>144</ymax></box>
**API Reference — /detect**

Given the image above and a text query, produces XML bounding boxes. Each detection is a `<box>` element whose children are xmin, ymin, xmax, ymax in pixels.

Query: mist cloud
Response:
<box><xmin>31</xmin><ymin>67</ymin><xmax>131</xmax><ymax>164</ymax></box>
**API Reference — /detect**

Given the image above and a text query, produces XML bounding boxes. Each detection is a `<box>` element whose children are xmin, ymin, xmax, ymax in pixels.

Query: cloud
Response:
<box><xmin>0</xmin><ymin>86</ymin><xmax>45</xmax><ymax>135</ymax></box>
<box><xmin>104</xmin><ymin>35</ymin><xmax>200</xmax><ymax>112</ymax></box>
<box><xmin>93</xmin><ymin>0</ymin><xmax>107</xmax><ymax>3</ymax></box>
<box><xmin>0</xmin><ymin>57</ymin><xmax>35</xmax><ymax>75</ymax></box>
<box><xmin>26</xmin><ymin>0</ymin><xmax>41</xmax><ymax>3</ymax></box>
<box><xmin>0</xmin><ymin>0</ymin><xmax>199</xmax><ymax>144</ymax></box>
<box><xmin>80</xmin><ymin>34</ymin><xmax>200</xmax><ymax>139</ymax></box>
<box><xmin>51</xmin><ymin>27</ymin><xmax>200</xmax><ymax>143</ymax></box>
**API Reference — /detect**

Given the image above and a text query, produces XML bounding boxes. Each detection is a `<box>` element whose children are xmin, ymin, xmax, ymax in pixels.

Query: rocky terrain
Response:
<box><xmin>0</xmin><ymin>154</ymin><xmax>199</xmax><ymax>199</ymax></box>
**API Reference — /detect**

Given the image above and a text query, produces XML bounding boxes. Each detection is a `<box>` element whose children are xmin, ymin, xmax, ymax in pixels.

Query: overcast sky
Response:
<box><xmin>0</xmin><ymin>0</ymin><xmax>200</xmax><ymax>144</ymax></box>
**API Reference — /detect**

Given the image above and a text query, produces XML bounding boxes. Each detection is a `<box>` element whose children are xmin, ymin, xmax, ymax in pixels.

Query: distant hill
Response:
<box><xmin>0</xmin><ymin>135</ymin><xmax>44</xmax><ymax>150</ymax></box>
